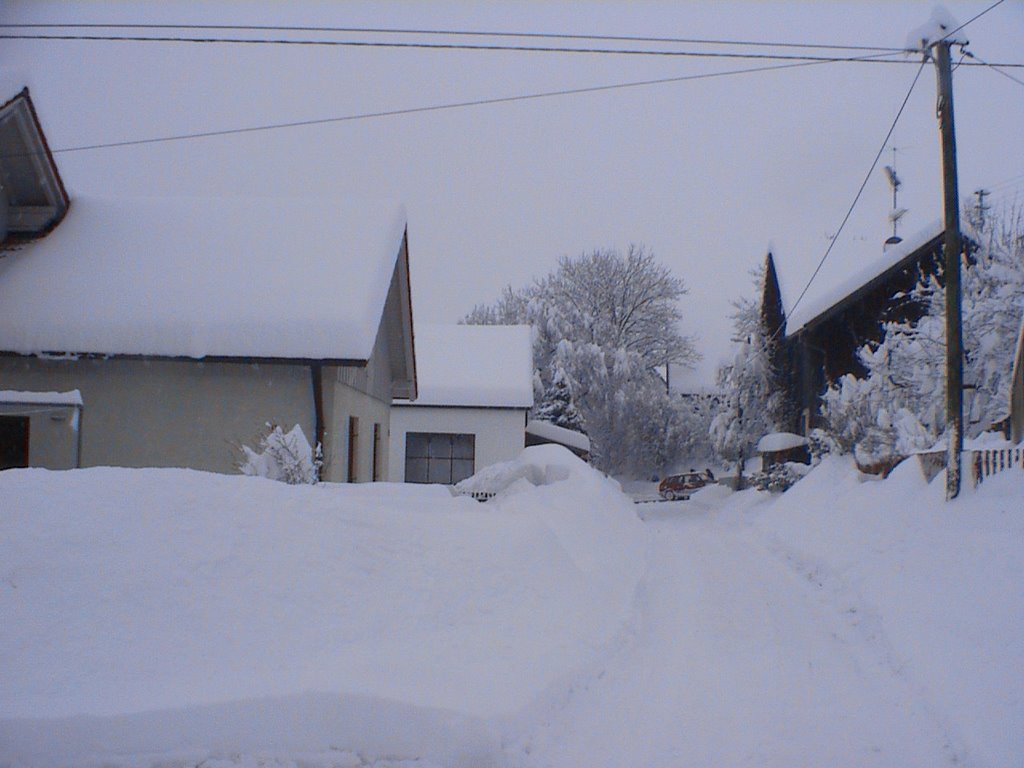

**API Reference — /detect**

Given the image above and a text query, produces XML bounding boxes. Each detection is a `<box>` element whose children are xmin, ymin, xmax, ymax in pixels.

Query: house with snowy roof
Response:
<box><xmin>0</xmin><ymin>88</ymin><xmax>416</xmax><ymax>480</ymax></box>
<box><xmin>780</xmin><ymin>221</ymin><xmax>947</xmax><ymax>433</ymax></box>
<box><xmin>387</xmin><ymin>324</ymin><xmax>533</xmax><ymax>484</ymax></box>
<box><xmin>387</xmin><ymin>324</ymin><xmax>590</xmax><ymax>485</ymax></box>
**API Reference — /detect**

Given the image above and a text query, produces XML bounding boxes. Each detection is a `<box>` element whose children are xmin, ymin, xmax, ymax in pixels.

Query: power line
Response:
<box><xmin>786</xmin><ymin>59</ymin><xmax>929</xmax><ymax>326</ymax></box>
<box><xmin>963</xmin><ymin>49</ymin><xmax>1024</xmax><ymax>87</ymax></box>
<box><xmin>987</xmin><ymin>172</ymin><xmax>1024</xmax><ymax>192</ymax></box>
<box><xmin>6</xmin><ymin>31</ymin><xmax>1021</xmax><ymax>68</ymax></box>
<box><xmin>31</xmin><ymin>54</ymin><xmax>888</xmax><ymax>157</ymax></box>
<box><xmin>946</xmin><ymin>0</ymin><xmax>1008</xmax><ymax>40</ymax></box>
<box><xmin>0</xmin><ymin>22</ymin><xmax>912</xmax><ymax>53</ymax></box>
<box><xmin>983</xmin><ymin>180</ymin><xmax>1024</xmax><ymax>201</ymax></box>
<box><xmin>0</xmin><ymin>32</ymin><xmax>922</xmax><ymax>64</ymax></box>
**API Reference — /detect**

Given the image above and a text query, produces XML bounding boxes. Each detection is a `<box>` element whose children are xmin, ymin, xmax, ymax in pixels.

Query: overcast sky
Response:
<box><xmin>3</xmin><ymin>1</ymin><xmax>1022</xmax><ymax>386</ymax></box>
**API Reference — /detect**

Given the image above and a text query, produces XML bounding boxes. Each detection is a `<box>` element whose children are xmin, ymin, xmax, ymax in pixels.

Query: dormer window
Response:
<box><xmin>0</xmin><ymin>88</ymin><xmax>68</xmax><ymax>245</ymax></box>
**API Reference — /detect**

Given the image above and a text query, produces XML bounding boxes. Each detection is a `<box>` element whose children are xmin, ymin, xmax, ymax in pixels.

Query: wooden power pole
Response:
<box><xmin>933</xmin><ymin>40</ymin><xmax>964</xmax><ymax>500</ymax></box>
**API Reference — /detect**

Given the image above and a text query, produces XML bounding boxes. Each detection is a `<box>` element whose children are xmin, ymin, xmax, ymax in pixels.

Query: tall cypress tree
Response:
<box><xmin>761</xmin><ymin>252</ymin><xmax>797</xmax><ymax>431</ymax></box>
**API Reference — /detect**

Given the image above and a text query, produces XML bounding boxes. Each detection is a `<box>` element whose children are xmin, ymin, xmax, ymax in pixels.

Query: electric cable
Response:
<box><xmin>963</xmin><ymin>50</ymin><xmax>1024</xmax><ymax>88</ymax></box>
<box><xmin>0</xmin><ymin>32</ymin><xmax>923</xmax><ymax>64</ymax></box>
<box><xmin>783</xmin><ymin>59</ymin><xmax>929</xmax><ymax>331</ymax></box>
<box><xmin>945</xmin><ymin>0</ymin><xmax>1008</xmax><ymax>40</ymax></box>
<box><xmin>5</xmin><ymin>30</ymin><xmax>1020</xmax><ymax>68</ymax></box>
<box><xmin>0</xmin><ymin>22</ymin><xmax>914</xmax><ymax>53</ymax></box>
<box><xmin>31</xmin><ymin>54</ymin><xmax>885</xmax><ymax>157</ymax></box>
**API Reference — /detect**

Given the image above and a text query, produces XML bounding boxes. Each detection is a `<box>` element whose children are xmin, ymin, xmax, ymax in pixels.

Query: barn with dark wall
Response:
<box><xmin>780</xmin><ymin>224</ymin><xmax>949</xmax><ymax>435</ymax></box>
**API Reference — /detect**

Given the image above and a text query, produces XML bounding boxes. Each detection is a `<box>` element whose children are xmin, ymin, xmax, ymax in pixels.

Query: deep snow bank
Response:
<box><xmin>738</xmin><ymin>457</ymin><xmax>1024</xmax><ymax>768</ymax></box>
<box><xmin>0</xmin><ymin>447</ymin><xmax>644</xmax><ymax>767</ymax></box>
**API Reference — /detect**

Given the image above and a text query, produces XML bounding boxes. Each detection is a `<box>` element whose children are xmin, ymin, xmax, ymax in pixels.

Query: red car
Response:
<box><xmin>658</xmin><ymin>470</ymin><xmax>713</xmax><ymax>501</ymax></box>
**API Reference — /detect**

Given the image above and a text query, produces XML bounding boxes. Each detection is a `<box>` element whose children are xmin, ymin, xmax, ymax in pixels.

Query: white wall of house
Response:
<box><xmin>387</xmin><ymin>405</ymin><xmax>527</xmax><ymax>483</ymax></box>
<box><xmin>323</xmin><ymin>371</ymin><xmax>390</xmax><ymax>484</ymax></box>
<box><xmin>0</xmin><ymin>356</ymin><xmax>315</xmax><ymax>474</ymax></box>
<box><xmin>319</xmin><ymin>302</ymin><xmax>409</xmax><ymax>483</ymax></box>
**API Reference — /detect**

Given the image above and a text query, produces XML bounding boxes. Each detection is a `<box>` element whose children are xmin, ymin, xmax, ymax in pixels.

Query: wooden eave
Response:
<box><xmin>387</xmin><ymin>228</ymin><xmax>418</xmax><ymax>401</ymax></box>
<box><xmin>791</xmin><ymin>232</ymin><xmax>944</xmax><ymax>337</ymax></box>
<box><xmin>0</xmin><ymin>350</ymin><xmax>368</xmax><ymax>368</ymax></box>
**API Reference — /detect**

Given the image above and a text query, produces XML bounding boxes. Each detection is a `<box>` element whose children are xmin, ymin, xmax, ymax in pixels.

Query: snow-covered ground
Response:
<box><xmin>1</xmin><ymin>448</ymin><xmax>1021</xmax><ymax>767</ymax></box>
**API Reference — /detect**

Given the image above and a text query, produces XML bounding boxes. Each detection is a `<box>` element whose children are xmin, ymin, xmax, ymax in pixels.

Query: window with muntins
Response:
<box><xmin>405</xmin><ymin>432</ymin><xmax>474</xmax><ymax>484</ymax></box>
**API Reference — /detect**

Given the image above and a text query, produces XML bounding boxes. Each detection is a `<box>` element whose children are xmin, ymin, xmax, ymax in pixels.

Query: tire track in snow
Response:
<box><xmin>510</xmin><ymin>512</ymin><xmax>961</xmax><ymax>767</ymax></box>
<box><xmin>746</xmin><ymin>526</ymin><xmax>980</xmax><ymax>767</ymax></box>
<box><xmin>500</xmin><ymin>529</ymin><xmax>660</xmax><ymax>765</ymax></box>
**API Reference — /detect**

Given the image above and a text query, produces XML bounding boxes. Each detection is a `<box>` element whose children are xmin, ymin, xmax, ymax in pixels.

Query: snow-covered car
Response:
<box><xmin>658</xmin><ymin>471</ymin><xmax>711</xmax><ymax>501</ymax></box>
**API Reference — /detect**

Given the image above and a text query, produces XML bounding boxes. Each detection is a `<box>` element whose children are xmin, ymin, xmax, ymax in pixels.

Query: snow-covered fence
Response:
<box><xmin>451</xmin><ymin>488</ymin><xmax>497</xmax><ymax>503</ymax></box>
<box><xmin>973</xmin><ymin>447</ymin><xmax>1024</xmax><ymax>485</ymax></box>
<box><xmin>916</xmin><ymin>446</ymin><xmax>1024</xmax><ymax>486</ymax></box>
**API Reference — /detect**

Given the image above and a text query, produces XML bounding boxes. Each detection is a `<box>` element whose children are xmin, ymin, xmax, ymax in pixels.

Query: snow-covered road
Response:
<box><xmin>513</xmin><ymin>490</ymin><xmax>991</xmax><ymax>767</ymax></box>
<box><xmin>2</xmin><ymin>454</ymin><xmax>1020</xmax><ymax>767</ymax></box>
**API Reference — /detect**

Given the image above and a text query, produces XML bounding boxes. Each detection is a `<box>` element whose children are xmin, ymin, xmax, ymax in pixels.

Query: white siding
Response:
<box><xmin>387</xmin><ymin>406</ymin><xmax>527</xmax><ymax>483</ymax></box>
<box><xmin>321</xmin><ymin>374</ymin><xmax>391</xmax><ymax>483</ymax></box>
<box><xmin>0</xmin><ymin>357</ymin><xmax>315</xmax><ymax>473</ymax></box>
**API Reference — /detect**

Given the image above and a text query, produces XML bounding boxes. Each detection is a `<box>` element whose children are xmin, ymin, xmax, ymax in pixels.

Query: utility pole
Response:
<box><xmin>933</xmin><ymin>40</ymin><xmax>964</xmax><ymax>500</ymax></box>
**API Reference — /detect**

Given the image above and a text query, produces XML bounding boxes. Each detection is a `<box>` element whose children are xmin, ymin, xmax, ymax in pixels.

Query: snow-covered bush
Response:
<box><xmin>750</xmin><ymin>462</ymin><xmax>808</xmax><ymax>493</ymax></box>
<box><xmin>820</xmin><ymin>376</ymin><xmax>933</xmax><ymax>466</ymax></box>
<box><xmin>238</xmin><ymin>423</ymin><xmax>321</xmax><ymax>484</ymax></box>
<box><xmin>807</xmin><ymin>427</ymin><xmax>839</xmax><ymax>464</ymax></box>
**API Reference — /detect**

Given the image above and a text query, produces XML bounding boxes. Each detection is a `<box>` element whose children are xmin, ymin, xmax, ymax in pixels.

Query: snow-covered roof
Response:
<box><xmin>0</xmin><ymin>196</ymin><xmax>407</xmax><ymax>361</ymax></box>
<box><xmin>396</xmin><ymin>324</ymin><xmax>534</xmax><ymax>408</ymax></box>
<box><xmin>756</xmin><ymin>432</ymin><xmax>809</xmax><ymax>453</ymax></box>
<box><xmin>0</xmin><ymin>389</ymin><xmax>82</xmax><ymax>406</ymax></box>
<box><xmin>526</xmin><ymin>419</ymin><xmax>591</xmax><ymax>453</ymax></box>
<box><xmin>786</xmin><ymin>219</ymin><xmax>943</xmax><ymax>336</ymax></box>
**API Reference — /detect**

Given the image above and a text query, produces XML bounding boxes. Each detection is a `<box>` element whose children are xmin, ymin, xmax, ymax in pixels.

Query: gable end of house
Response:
<box><xmin>0</xmin><ymin>88</ymin><xmax>69</xmax><ymax>246</ymax></box>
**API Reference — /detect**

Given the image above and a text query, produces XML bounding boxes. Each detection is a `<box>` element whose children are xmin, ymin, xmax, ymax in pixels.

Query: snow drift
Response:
<box><xmin>737</xmin><ymin>457</ymin><xmax>1024</xmax><ymax>768</ymax></box>
<box><xmin>3</xmin><ymin>449</ymin><xmax>1021</xmax><ymax>767</ymax></box>
<box><xmin>0</xmin><ymin>447</ymin><xmax>644</xmax><ymax>767</ymax></box>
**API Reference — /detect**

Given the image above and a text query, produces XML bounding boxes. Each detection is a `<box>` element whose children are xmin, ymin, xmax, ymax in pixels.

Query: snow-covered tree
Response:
<box><xmin>535</xmin><ymin>354</ymin><xmax>585</xmax><ymax>434</ymax></box>
<box><xmin>711</xmin><ymin>253</ymin><xmax>791</xmax><ymax>480</ymax></box>
<box><xmin>464</xmin><ymin>245</ymin><xmax>700</xmax><ymax>475</ymax></box>
<box><xmin>711</xmin><ymin>337</ymin><xmax>773</xmax><ymax>482</ymax></box>
<box><xmin>822</xmin><ymin>203</ymin><xmax>1024</xmax><ymax>463</ymax></box>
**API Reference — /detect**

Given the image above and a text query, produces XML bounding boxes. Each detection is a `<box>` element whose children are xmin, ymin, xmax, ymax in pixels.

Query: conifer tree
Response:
<box><xmin>536</xmin><ymin>363</ymin><xmax>586</xmax><ymax>433</ymax></box>
<box><xmin>711</xmin><ymin>252</ymin><xmax>791</xmax><ymax>481</ymax></box>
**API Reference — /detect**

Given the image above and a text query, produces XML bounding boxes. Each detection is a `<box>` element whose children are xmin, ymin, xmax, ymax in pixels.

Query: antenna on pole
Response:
<box><xmin>972</xmin><ymin>187</ymin><xmax>991</xmax><ymax>230</ymax></box>
<box><xmin>882</xmin><ymin>146</ymin><xmax>907</xmax><ymax>245</ymax></box>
